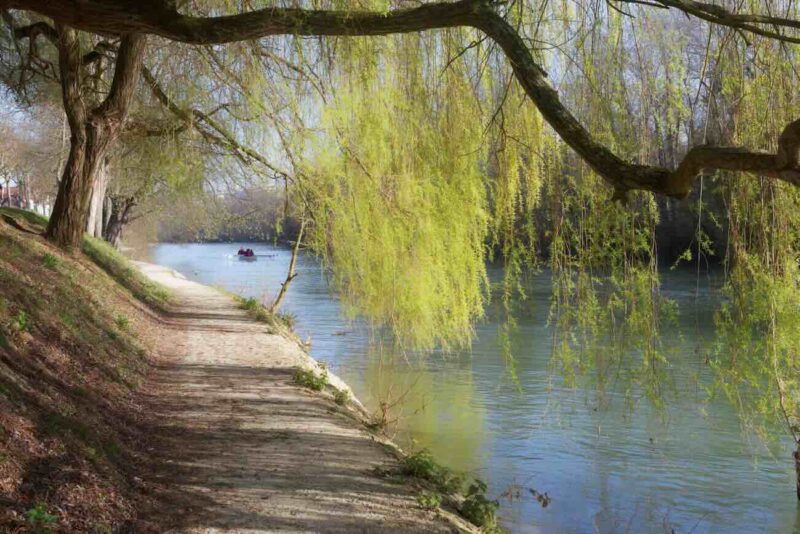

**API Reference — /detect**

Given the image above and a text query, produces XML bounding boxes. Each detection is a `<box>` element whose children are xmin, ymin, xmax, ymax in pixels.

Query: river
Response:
<box><xmin>145</xmin><ymin>242</ymin><xmax>799</xmax><ymax>534</ymax></box>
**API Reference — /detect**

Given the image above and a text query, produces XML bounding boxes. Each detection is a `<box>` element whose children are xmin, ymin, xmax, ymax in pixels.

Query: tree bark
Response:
<box><xmin>87</xmin><ymin>158</ymin><xmax>109</xmax><ymax>237</ymax></box>
<box><xmin>102</xmin><ymin>195</ymin><xmax>135</xmax><ymax>248</ymax></box>
<box><xmin>42</xmin><ymin>26</ymin><xmax>146</xmax><ymax>249</ymax></box>
<box><xmin>270</xmin><ymin>218</ymin><xmax>305</xmax><ymax>314</ymax></box>
<box><xmin>103</xmin><ymin>212</ymin><xmax>124</xmax><ymax>248</ymax></box>
<box><xmin>795</xmin><ymin>447</ymin><xmax>800</xmax><ymax>501</ymax></box>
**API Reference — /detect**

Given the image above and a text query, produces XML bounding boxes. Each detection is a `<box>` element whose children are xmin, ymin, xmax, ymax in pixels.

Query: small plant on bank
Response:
<box><xmin>11</xmin><ymin>310</ymin><xmax>29</xmax><ymax>332</ymax></box>
<box><xmin>254</xmin><ymin>308</ymin><xmax>271</xmax><ymax>323</ymax></box>
<box><xmin>25</xmin><ymin>503</ymin><xmax>57</xmax><ymax>533</ymax></box>
<box><xmin>416</xmin><ymin>491</ymin><xmax>442</xmax><ymax>511</ymax></box>
<box><xmin>400</xmin><ymin>449</ymin><xmax>464</xmax><ymax>494</ymax></box>
<box><xmin>115</xmin><ymin>314</ymin><xmax>130</xmax><ymax>331</ymax></box>
<box><xmin>333</xmin><ymin>388</ymin><xmax>350</xmax><ymax>406</ymax></box>
<box><xmin>238</xmin><ymin>297</ymin><xmax>260</xmax><ymax>311</ymax></box>
<box><xmin>276</xmin><ymin>311</ymin><xmax>296</xmax><ymax>330</ymax></box>
<box><xmin>42</xmin><ymin>253</ymin><xmax>58</xmax><ymax>269</ymax></box>
<box><xmin>460</xmin><ymin>480</ymin><xmax>503</xmax><ymax>532</ymax></box>
<box><xmin>293</xmin><ymin>366</ymin><xmax>328</xmax><ymax>391</ymax></box>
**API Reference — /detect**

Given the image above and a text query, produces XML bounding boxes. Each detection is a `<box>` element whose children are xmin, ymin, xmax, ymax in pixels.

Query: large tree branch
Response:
<box><xmin>92</xmin><ymin>33</ymin><xmax>146</xmax><ymax>125</ymax></box>
<box><xmin>8</xmin><ymin>0</ymin><xmax>800</xmax><ymax>198</ymax></box>
<box><xmin>617</xmin><ymin>0</ymin><xmax>800</xmax><ymax>44</ymax></box>
<box><xmin>141</xmin><ymin>66</ymin><xmax>291</xmax><ymax>179</ymax></box>
<box><xmin>54</xmin><ymin>24</ymin><xmax>86</xmax><ymax>135</ymax></box>
<box><xmin>13</xmin><ymin>17</ymin><xmax>146</xmax><ymax>131</ymax></box>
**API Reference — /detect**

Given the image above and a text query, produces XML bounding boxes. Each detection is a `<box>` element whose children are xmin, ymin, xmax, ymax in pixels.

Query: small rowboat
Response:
<box><xmin>238</xmin><ymin>254</ymin><xmax>257</xmax><ymax>261</ymax></box>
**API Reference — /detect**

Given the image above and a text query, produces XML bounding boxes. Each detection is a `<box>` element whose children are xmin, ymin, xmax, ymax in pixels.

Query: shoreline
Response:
<box><xmin>135</xmin><ymin>261</ymin><xmax>481</xmax><ymax>533</ymax></box>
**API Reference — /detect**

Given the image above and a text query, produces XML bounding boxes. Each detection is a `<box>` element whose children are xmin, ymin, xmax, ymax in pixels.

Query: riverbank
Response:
<box><xmin>135</xmin><ymin>261</ymin><xmax>478</xmax><ymax>532</ymax></box>
<box><xmin>0</xmin><ymin>208</ymin><xmax>479</xmax><ymax>532</ymax></box>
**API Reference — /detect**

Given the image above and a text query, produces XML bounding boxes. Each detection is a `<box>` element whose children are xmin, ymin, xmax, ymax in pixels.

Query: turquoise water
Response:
<box><xmin>147</xmin><ymin>242</ymin><xmax>799</xmax><ymax>534</ymax></box>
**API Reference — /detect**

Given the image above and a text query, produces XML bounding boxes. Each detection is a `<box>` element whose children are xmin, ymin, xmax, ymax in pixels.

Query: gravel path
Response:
<box><xmin>135</xmin><ymin>262</ymin><xmax>476</xmax><ymax>534</ymax></box>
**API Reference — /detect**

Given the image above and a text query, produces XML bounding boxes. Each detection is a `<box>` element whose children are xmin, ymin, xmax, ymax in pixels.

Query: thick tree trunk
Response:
<box><xmin>47</xmin><ymin>124</ymin><xmax>111</xmax><ymax>246</ymax></box>
<box><xmin>42</xmin><ymin>26</ymin><xmax>145</xmax><ymax>249</ymax></box>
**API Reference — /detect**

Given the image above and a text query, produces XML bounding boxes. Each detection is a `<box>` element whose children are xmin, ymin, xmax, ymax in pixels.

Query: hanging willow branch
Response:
<box><xmin>5</xmin><ymin>0</ymin><xmax>800</xmax><ymax>199</ymax></box>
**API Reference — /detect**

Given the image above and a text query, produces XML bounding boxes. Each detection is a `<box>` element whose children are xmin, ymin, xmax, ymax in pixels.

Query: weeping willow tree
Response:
<box><xmin>5</xmin><ymin>0</ymin><xmax>800</xmax><ymax>498</ymax></box>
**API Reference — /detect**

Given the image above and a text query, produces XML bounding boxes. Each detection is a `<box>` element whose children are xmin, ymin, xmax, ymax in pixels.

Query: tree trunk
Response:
<box><xmin>103</xmin><ymin>195</ymin><xmax>135</xmax><ymax>248</ymax></box>
<box><xmin>795</xmin><ymin>446</ymin><xmax>799</xmax><ymax>501</ymax></box>
<box><xmin>43</xmin><ymin>26</ymin><xmax>145</xmax><ymax>249</ymax></box>
<box><xmin>104</xmin><ymin>215</ymin><xmax>124</xmax><ymax>248</ymax></box>
<box><xmin>46</xmin><ymin>124</ymin><xmax>111</xmax><ymax>246</ymax></box>
<box><xmin>270</xmin><ymin>218</ymin><xmax>305</xmax><ymax>314</ymax></box>
<box><xmin>102</xmin><ymin>195</ymin><xmax>112</xmax><ymax>237</ymax></box>
<box><xmin>86</xmin><ymin>157</ymin><xmax>109</xmax><ymax>237</ymax></box>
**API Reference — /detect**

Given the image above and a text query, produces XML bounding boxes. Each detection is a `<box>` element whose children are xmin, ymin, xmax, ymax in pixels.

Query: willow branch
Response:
<box><xmin>141</xmin><ymin>66</ymin><xmax>290</xmax><ymax>179</ymax></box>
<box><xmin>9</xmin><ymin>0</ymin><xmax>800</xmax><ymax>198</ymax></box>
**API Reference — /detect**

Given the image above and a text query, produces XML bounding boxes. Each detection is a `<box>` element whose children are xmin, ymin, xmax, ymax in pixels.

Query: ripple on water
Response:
<box><xmin>148</xmin><ymin>243</ymin><xmax>800</xmax><ymax>534</ymax></box>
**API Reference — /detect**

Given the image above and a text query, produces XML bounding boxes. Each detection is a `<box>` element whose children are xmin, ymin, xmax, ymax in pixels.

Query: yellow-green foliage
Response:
<box><xmin>709</xmin><ymin>37</ymin><xmax>800</xmax><ymax>443</ymax></box>
<box><xmin>300</xmin><ymin>35</ymin><xmax>489</xmax><ymax>351</ymax></box>
<box><xmin>155</xmin><ymin>2</ymin><xmax>800</xmax><ymax>446</ymax></box>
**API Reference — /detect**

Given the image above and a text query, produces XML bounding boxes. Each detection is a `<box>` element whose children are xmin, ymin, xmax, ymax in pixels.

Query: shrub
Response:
<box><xmin>400</xmin><ymin>449</ymin><xmax>464</xmax><ymax>494</ymax></box>
<box><xmin>42</xmin><ymin>253</ymin><xmax>58</xmax><ymax>269</ymax></box>
<box><xmin>238</xmin><ymin>297</ymin><xmax>260</xmax><ymax>311</ymax></box>
<box><xmin>333</xmin><ymin>389</ymin><xmax>350</xmax><ymax>405</ymax></box>
<box><xmin>416</xmin><ymin>491</ymin><xmax>442</xmax><ymax>510</ymax></box>
<box><xmin>460</xmin><ymin>480</ymin><xmax>502</xmax><ymax>531</ymax></box>
<box><xmin>25</xmin><ymin>503</ymin><xmax>57</xmax><ymax>533</ymax></box>
<box><xmin>276</xmin><ymin>311</ymin><xmax>296</xmax><ymax>330</ymax></box>
<box><xmin>115</xmin><ymin>315</ymin><xmax>130</xmax><ymax>331</ymax></box>
<box><xmin>11</xmin><ymin>310</ymin><xmax>29</xmax><ymax>332</ymax></box>
<box><xmin>293</xmin><ymin>367</ymin><xmax>328</xmax><ymax>391</ymax></box>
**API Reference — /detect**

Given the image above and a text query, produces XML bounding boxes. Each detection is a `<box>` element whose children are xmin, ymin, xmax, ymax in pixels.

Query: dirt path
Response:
<box><xmin>135</xmin><ymin>262</ymin><xmax>476</xmax><ymax>534</ymax></box>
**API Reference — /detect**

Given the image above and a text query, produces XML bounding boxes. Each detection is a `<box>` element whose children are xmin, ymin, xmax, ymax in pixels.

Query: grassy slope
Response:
<box><xmin>0</xmin><ymin>208</ymin><xmax>168</xmax><ymax>531</ymax></box>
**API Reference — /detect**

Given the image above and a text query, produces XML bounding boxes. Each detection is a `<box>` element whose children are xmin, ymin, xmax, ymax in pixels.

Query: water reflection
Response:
<box><xmin>145</xmin><ymin>242</ymin><xmax>800</xmax><ymax>534</ymax></box>
<box><xmin>352</xmin><ymin>350</ymin><xmax>487</xmax><ymax>473</ymax></box>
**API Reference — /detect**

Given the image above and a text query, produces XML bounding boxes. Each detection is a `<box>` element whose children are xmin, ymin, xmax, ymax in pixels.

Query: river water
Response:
<box><xmin>146</xmin><ymin>242</ymin><xmax>799</xmax><ymax>534</ymax></box>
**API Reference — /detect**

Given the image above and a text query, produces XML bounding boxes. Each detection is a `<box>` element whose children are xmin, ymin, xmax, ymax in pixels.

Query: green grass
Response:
<box><xmin>238</xmin><ymin>297</ymin><xmax>260</xmax><ymax>311</ymax></box>
<box><xmin>400</xmin><ymin>449</ymin><xmax>503</xmax><ymax>531</ymax></box>
<box><xmin>42</xmin><ymin>253</ymin><xmax>58</xmax><ymax>269</ymax></box>
<box><xmin>400</xmin><ymin>449</ymin><xmax>464</xmax><ymax>494</ymax></box>
<box><xmin>416</xmin><ymin>491</ymin><xmax>442</xmax><ymax>511</ymax></box>
<box><xmin>276</xmin><ymin>311</ymin><xmax>296</xmax><ymax>330</ymax></box>
<box><xmin>460</xmin><ymin>480</ymin><xmax>502</xmax><ymax>531</ymax></box>
<box><xmin>59</xmin><ymin>311</ymin><xmax>77</xmax><ymax>329</ymax></box>
<box><xmin>0</xmin><ymin>207</ymin><xmax>48</xmax><ymax>226</ymax></box>
<box><xmin>82</xmin><ymin>236</ymin><xmax>170</xmax><ymax>309</ymax></box>
<box><xmin>293</xmin><ymin>367</ymin><xmax>328</xmax><ymax>391</ymax></box>
<box><xmin>11</xmin><ymin>310</ymin><xmax>30</xmax><ymax>332</ymax></box>
<box><xmin>25</xmin><ymin>502</ymin><xmax>57</xmax><ymax>533</ymax></box>
<box><xmin>114</xmin><ymin>314</ymin><xmax>130</xmax><ymax>331</ymax></box>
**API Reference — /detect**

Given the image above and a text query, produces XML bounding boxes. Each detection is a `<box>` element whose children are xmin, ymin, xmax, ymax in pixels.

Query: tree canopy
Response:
<box><xmin>2</xmin><ymin>0</ymin><xmax>800</xmax><ymax>489</ymax></box>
